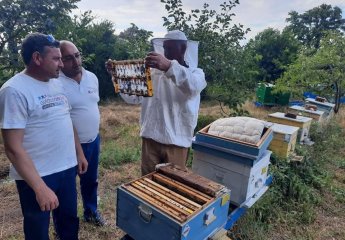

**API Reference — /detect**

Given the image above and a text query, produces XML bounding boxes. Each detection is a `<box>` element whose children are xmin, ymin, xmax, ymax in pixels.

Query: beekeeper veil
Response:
<box><xmin>151</xmin><ymin>30</ymin><xmax>199</xmax><ymax>68</ymax></box>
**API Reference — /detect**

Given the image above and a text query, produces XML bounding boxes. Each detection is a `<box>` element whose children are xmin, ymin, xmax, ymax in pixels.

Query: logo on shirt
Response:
<box><xmin>38</xmin><ymin>94</ymin><xmax>48</xmax><ymax>100</ymax></box>
<box><xmin>38</xmin><ymin>95</ymin><xmax>68</xmax><ymax>110</ymax></box>
<box><xmin>87</xmin><ymin>88</ymin><xmax>97</xmax><ymax>94</ymax></box>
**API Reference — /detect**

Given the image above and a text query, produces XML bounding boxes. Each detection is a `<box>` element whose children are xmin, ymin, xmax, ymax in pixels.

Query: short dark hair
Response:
<box><xmin>21</xmin><ymin>33</ymin><xmax>60</xmax><ymax>65</ymax></box>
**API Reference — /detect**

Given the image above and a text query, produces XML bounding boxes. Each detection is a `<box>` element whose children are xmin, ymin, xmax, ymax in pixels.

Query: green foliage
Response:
<box><xmin>195</xmin><ymin>114</ymin><xmax>218</xmax><ymax>133</ymax></box>
<box><xmin>0</xmin><ymin>69</ymin><xmax>12</xmax><ymax>86</ymax></box>
<box><xmin>118</xmin><ymin>23</ymin><xmax>153</xmax><ymax>59</ymax></box>
<box><xmin>161</xmin><ymin>0</ymin><xmax>257</xmax><ymax>115</ymax></box>
<box><xmin>54</xmin><ymin>11</ymin><xmax>120</xmax><ymax>99</ymax></box>
<box><xmin>186</xmin><ymin>149</ymin><xmax>193</xmax><ymax>168</ymax></box>
<box><xmin>0</xmin><ymin>4</ymin><xmax>152</xmax><ymax>100</ymax></box>
<box><xmin>333</xmin><ymin>187</ymin><xmax>345</xmax><ymax>203</ymax></box>
<box><xmin>100</xmin><ymin>140</ymin><xmax>140</xmax><ymax>169</ymax></box>
<box><xmin>236</xmin><ymin>120</ymin><xmax>345</xmax><ymax>239</ymax></box>
<box><xmin>205</xmin><ymin>80</ymin><xmax>252</xmax><ymax>116</ymax></box>
<box><xmin>0</xmin><ymin>0</ymin><xmax>79</xmax><ymax>83</ymax></box>
<box><xmin>286</xmin><ymin>4</ymin><xmax>345</xmax><ymax>49</ymax></box>
<box><xmin>275</xmin><ymin>31</ymin><xmax>345</xmax><ymax>112</ymax></box>
<box><xmin>246</xmin><ymin>28</ymin><xmax>300</xmax><ymax>83</ymax></box>
<box><xmin>99</xmin><ymin>124</ymin><xmax>141</xmax><ymax>169</ymax></box>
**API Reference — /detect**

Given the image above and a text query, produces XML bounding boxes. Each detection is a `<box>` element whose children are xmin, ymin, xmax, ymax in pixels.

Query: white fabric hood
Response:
<box><xmin>151</xmin><ymin>30</ymin><xmax>199</xmax><ymax>68</ymax></box>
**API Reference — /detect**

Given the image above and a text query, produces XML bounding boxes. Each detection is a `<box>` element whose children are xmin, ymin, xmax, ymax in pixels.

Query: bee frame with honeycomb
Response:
<box><xmin>106</xmin><ymin>59</ymin><xmax>153</xmax><ymax>97</ymax></box>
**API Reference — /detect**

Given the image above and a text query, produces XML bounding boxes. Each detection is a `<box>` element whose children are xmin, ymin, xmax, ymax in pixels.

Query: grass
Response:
<box><xmin>100</xmin><ymin>140</ymin><xmax>141</xmax><ymax>168</ymax></box>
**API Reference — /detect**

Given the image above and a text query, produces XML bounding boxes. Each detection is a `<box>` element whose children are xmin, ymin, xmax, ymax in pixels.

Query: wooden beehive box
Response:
<box><xmin>305</xmin><ymin>98</ymin><xmax>335</xmax><ymax>119</ymax></box>
<box><xmin>192</xmin><ymin>120</ymin><xmax>273</xmax><ymax>205</ymax></box>
<box><xmin>269</xmin><ymin>123</ymin><xmax>299</xmax><ymax>158</ymax></box>
<box><xmin>268</xmin><ymin>112</ymin><xmax>312</xmax><ymax>144</ymax></box>
<box><xmin>288</xmin><ymin>105</ymin><xmax>326</xmax><ymax>122</ymax></box>
<box><xmin>194</xmin><ymin>123</ymin><xmax>273</xmax><ymax>166</ymax></box>
<box><xmin>116</xmin><ymin>165</ymin><xmax>230</xmax><ymax>240</ymax></box>
<box><xmin>192</xmin><ymin>148</ymin><xmax>271</xmax><ymax>206</ymax></box>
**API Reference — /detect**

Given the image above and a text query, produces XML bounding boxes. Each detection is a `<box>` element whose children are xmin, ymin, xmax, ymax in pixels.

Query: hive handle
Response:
<box><xmin>138</xmin><ymin>203</ymin><xmax>152</xmax><ymax>223</ymax></box>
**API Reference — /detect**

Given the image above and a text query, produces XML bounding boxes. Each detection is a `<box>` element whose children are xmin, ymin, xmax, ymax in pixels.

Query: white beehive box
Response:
<box><xmin>192</xmin><ymin>147</ymin><xmax>271</xmax><ymax>206</ymax></box>
<box><xmin>305</xmin><ymin>98</ymin><xmax>335</xmax><ymax>119</ymax></box>
<box><xmin>288</xmin><ymin>105</ymin><xmax>326</xmax><ymax>122</ymax></box>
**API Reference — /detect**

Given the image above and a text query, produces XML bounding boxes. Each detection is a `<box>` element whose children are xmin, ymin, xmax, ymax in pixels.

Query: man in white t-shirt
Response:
<box><xmin>0</xmin><ymin>33</ymin><xmax>88</xmax><ymax>240</ymax></box>
<box><xmin>57</xmin><ymin>41</ymin><xmax>105</xmax><ymax>226</ymax></box>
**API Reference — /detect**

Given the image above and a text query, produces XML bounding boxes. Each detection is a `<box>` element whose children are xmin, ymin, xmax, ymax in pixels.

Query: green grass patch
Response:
<box><xmin>195</xmin><ymin>114</ymin><xmax>219</xmax><ymax>133</ymax></box>
<box><xmin>100</xmin><ymin>140</ymin><xmax>141</xmax><ymax>169</ymax></box>
<box><xmin>99</xmin><ymin>124</ymin><xmax>141</xmax><ymax>169</ymax></box>
<box><xmin>113</xmin><ymin>125</ymin><xmax>141</xmax><ymax>147</ymax></box>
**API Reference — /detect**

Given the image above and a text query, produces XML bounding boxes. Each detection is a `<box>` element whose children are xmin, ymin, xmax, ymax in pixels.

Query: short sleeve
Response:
<box><xmin>0</xmin><ymin>86</ymin><xmax>28</xmax><ymax>129</ymax></box>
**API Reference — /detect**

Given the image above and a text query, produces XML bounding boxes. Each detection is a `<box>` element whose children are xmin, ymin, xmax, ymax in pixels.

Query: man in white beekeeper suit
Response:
<box><xmin>121</xmin><ymin>30</ymin><xmax>207</xmax><ymax>175</ymax></box>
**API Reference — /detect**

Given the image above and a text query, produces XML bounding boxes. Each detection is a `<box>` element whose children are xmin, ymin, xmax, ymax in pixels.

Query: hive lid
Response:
<box><xmin>270</xmin><ymin>123</ymin><xmax>300</xmax><ymax>135</ymax></box>
<box><xmin>269</xmin><ymin>112</ymin><xmax>312</xmax><ymax>123</ymax></box>
<box><xmin>157</xmin><ymin>164</ymin><xmax>227</xmax><ymax>197</ymax></box>
<box><xmin>289</xmin><ymin>105</ymin><xmax>325</xmax><ymax>115</ymax></box>
<box><xmin>305</xmin><ymin>98</ymin><xmax>335</xmax><ymax>108</ymax></box>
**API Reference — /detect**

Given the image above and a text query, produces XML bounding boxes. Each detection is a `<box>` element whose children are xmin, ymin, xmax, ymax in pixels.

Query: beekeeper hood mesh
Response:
<box><xmin>151</xmin><ymin>30</ymin><xmax>199</xmax><ymax>68</ymax></box>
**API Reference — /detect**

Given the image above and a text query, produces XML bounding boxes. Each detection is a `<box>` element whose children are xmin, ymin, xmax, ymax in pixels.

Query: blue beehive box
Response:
<box><xmin>192</xmin><ymin>149</ymin><xmax>271</xmax><ymax>206</ymax></box>
<box><xmin>305</xmin><ymin>98</ymin><xmax>335</xmax><ymax>118</ymax></box>
<box><xmin>116</xmin><ymin>166</ymin><xmax>231</xmax><ymax>240</ymax></box>
<box><xmin>193</xmin><ymin>124</ymin><xmax>273</xmax><ymax>166</ymax></box>
<box><xmin>192</xmin><ymin>123</ymin><xmax>273</xmax><ymax>206</ymax></box>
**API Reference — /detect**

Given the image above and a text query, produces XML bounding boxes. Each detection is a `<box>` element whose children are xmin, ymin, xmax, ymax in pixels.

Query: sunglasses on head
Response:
<box><xmin>46</xmin><ymin>34</ymin><xmax>56</xmax><ymax>43</ymax></box>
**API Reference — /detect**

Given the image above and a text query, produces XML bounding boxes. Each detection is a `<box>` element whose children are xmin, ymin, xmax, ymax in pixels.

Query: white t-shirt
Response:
<box><xmin>57</xmin><ymin>69</ymin><xmax>100</xmax><ymax>143</ymax></box>
<box><xmin>0</xmin><ymin>73</ymin><xmax>77</xmax><ymax>180</ymax></box>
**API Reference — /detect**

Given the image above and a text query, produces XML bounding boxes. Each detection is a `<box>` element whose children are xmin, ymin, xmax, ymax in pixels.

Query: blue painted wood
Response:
<box><xmin>192</xmin><ymin>132</ymin><xmax>273</xmax><ymax>167</ymax></box>
<box><xmin>194</xmin><ymin>128</ymin><xmax>273</xmax><ymax>161</ymax></box>
<box><xmin>192</xmin><ymin>141</ymin><xmax>257</xmax><ymax>167</ymax></box>
<box><xmin>116</xmin><ymin>187</ymin><xmax>230</xmax><ymax>240</ymax></box>
<box><xmin>224</xmin><ymin>207</ymin><xmax>247</xmax><ymax>230</ymax></box>
<box><xmin>223</xmin><ymin>175</ymin><xmax>273</xmax><ymax>230</ymax></box>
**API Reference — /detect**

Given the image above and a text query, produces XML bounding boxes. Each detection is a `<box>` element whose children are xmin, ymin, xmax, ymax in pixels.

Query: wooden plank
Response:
<box><xmin>152</xmin><ymin>173</ymin><xmax>212</xmax><ymax>204</ymax></box>
<box><xmin>131</xmin><ymin>181</ymin><xmax>193</xmax><ymax>215</ymax></box>
<box><xmin>124</xmin><ymin>184</ymin><xmax>183</xmax><ymax>219</ymax></box>
<box><xmin>140</xmin><ymin>178</ymin><xmax>201</xmax><ymax>210</ymax></box>
<box><xmin>157</xmin><ymin>165</ymin><xmax>224</xmax><ymax>197</ymax></box>
<box><xmin>123</xmin><ymin>185</ymin><xmax>187</xmax><ymax>222</ymax></box>
<box><xmin>107</xmin><ymin>59</ymin><xmax>144</xmax><ymax>64</ymax></box>
<box><xmin>154</xmin><ymin>173</ymin><xmax>213</xmax><ymax>200</ymax></box>
<box><xmin>143</xmin><ymin>178</ymin><xmax>202</xmax><ymax>209</ymax></box>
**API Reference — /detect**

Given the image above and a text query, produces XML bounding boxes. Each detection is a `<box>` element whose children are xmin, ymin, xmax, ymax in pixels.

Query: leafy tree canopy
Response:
<box><xmin>55</xmin><ymin>11</ymin><xmax>121</xmax><ymax>99</ymax></box>
<box><xmin>118</xmin><ymin>23</ymin><xmax>153</xmax><ymax>59</ymax></box>
<box><xmin>275</xmin><ymin>31</ymin><xmax>345</xmax><ymax>113</ymax></box>
<box><xmin>246</xmin><ymin>28</ymin><xmax>300</xmax><ymax>83</ymax></box>
<box><xmin>0</xmin><ymin>0</ymin><xmax>79</xmax><ymax>71</ymax></box>
<box><xmin>161</xmin><ymin>0</ymin><xmax>257</xmax><ymax>115</ymax></box>
<box><xmin>286</xmin><ymin>4</ymin><xmax>345</xmax><ymax>48</ymax></box>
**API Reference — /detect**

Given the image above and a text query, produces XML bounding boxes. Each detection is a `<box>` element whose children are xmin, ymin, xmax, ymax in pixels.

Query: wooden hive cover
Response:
<box><xmin>157</xmin><ymin>164</ymin><xmax>225</xmax><ymax>197</ymax></box>
<box><xmin>268</xmin><ymin>112</ymin><xmax>312</xmax><ymax>124</ymax></box>
<box><xmin>289</xmin><ymin>105</ymin><xmax>325</xmax><ymax>117</ymax></box>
